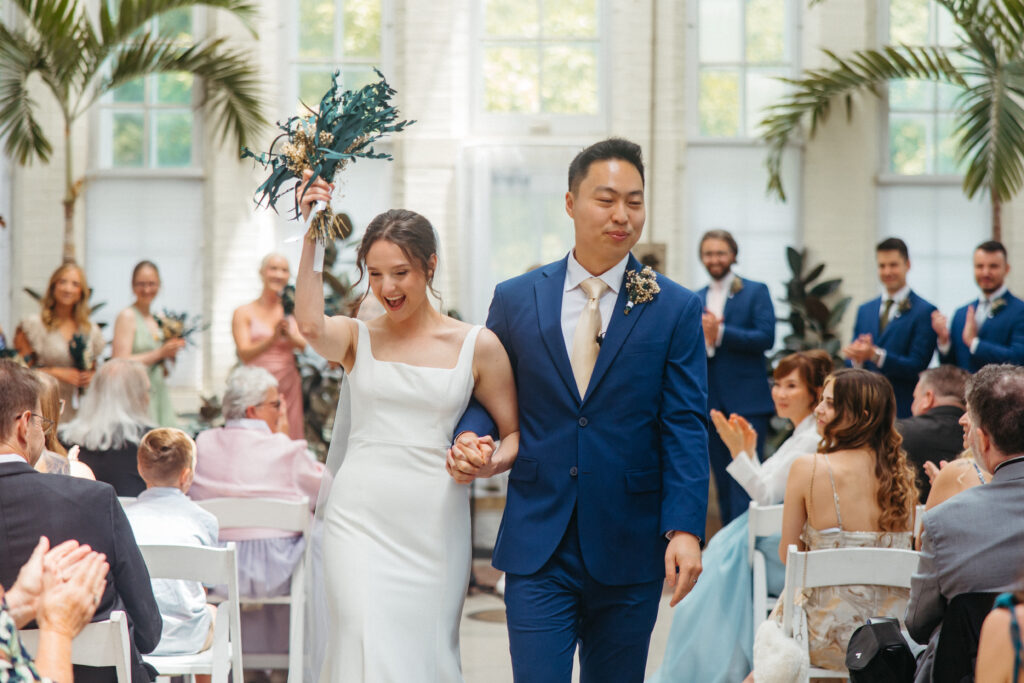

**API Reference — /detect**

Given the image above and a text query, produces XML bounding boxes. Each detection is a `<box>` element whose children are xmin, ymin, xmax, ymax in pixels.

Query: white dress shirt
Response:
<box><xmin>724</xmin><ymin>413</ymin><xmax>820</xmax><ymax>506</ymax></box>
<box><xmin>704</xmin><ymin>272</ymin><xmax>734</xmax><ymax>357</ymax></box>
<box><xmin>561</xmin><ymin>251</ymin><xmax>629</xmax><ymax>359</ymax></box>
<box><xmin>0</xmin><ymin>453</ymin><xmax>27</xmax><ymax>465</ymax></box>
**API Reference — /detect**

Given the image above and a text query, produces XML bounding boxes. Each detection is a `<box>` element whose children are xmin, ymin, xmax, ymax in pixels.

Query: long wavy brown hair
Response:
<box><xmin>35</xmin><ymin>371</ymin><xmax>66</xmax><ymax>455</ymax></box>
<box><xmin>819</xmin><ymin>368</ymin><xmax>918</xmax><ymax>532</ymax></box>
<box><xmin>40</xmin><ymin>263</ymin><xmax>92</xmax><ymax>331</ymax></box>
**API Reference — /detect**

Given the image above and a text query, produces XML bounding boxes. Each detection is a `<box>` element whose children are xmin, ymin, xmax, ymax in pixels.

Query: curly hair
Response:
<box><xmin>40</xmin><ymin>263</ymin><xmax>93</xmax><ymax>331</ymax></box>
<box><xmin>820</xmin><ymin>368</ymin><xmax>918</xmax><ymax>532</ymax></box>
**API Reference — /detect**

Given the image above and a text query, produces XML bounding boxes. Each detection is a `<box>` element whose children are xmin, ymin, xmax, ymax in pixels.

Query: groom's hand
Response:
<box><xmin>446</xmin><ymin>432</ymin><xmax>493</xmax><ymax>484</ymax></box>
<box><xmin>665</xmin><ymin>532</ymin><xmax>702</xmax><ymax>607</ymax></box>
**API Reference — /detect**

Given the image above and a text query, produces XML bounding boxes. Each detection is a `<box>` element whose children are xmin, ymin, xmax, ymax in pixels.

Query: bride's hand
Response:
<box><xmin>446</xmin><ymin>432</ymin><xmax>493</xmax><ymax>484</ymax></box>
<box><xmin>296</xmin><ymin>170</ymin><xmax>334</xmax><ymax>221</ymax></box>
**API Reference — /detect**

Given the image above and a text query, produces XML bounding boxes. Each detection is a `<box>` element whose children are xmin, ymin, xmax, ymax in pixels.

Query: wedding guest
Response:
<box><xmin>697</xmin><ymin>229</ymin><xmax>776</xmax><ymax>524</ymax></box>
<box><xmin>650</xmin><ymin>349</ymin><xmax>833</xmax><ymax>683</ymax></box>
<box><xmin>923</xmin><ymin>450</ymin><xmax>989</xmax><ymax>511</ymax></box>
<box><xmin>907</xmin><ymin>364</ymin><xmax>1024</xmax><ymax>683</ymax></box>
<box><xmin>845</xmin><ymin>238</ymin><xmax>937</xmax><ymax>418</ymax></box>
<box><xmin>976</xmin><ymin>587</ymin><xmax>1024</xmax><ymax>683</ymax></box>
<box><xmin>1</xmin><ymin>537</ymin><xmax>110</xmax><ymax>683</ymax></box>
<box><xmin>14</xmin><ymin>263</ymin><xmax>105</xmax><ymax>421</ymax></box>
<box><xmin>126</xmin><ymin>428</ymin><xmax>218</xmax><ymax>656</ymax></box>
<box><xmin>0</xmin><ymin>359</ymin><xmax>162</xmax><ymax>683</ymax></box>
<box><xmin>190</xmin><ymin>366</ymin><xmax>323</xmax><ymax>655</ymax></box>
<box><xmin>112</xmin><ymin>261</ymin><xmax>186</xmax><ymax>427</ymax></box>
<box><xmin>33</xmin><ymin>371</ymin><xmax>95</xmax><ymax>480</ymax></box>
<box><xmin>232</xmin><ymin>254</ymin><xmax>307</xmax><ymax>440</ymax></box>
<box><xmin>933</xmin><ymin>241</ymin><xmax>1024</xmax><ymax>370</ymax></box>
<box><xmin>747</xmin><ymin>369</ymin><xmax>918</xmax><ymax>678</ymax></box>
<box><xmin>898</xmin><ymin>365</ymin><xmax>969</xmax><ymax>501</ymax></box>
<box><xmin>60</xmin><ymin>359</ymin><xmax>154</xmax><ymax>497</ymax></box>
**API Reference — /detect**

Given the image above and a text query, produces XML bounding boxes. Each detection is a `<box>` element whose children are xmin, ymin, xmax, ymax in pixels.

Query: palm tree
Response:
<box><xmin>0</xmin><ymin>0</ymin><xmax>268</xmax><ymax>262</ymax></box>
<box><xmin>761</xmin><ymin>0</ymin><xmax>1024</xmax><ymax>241</ymax></box>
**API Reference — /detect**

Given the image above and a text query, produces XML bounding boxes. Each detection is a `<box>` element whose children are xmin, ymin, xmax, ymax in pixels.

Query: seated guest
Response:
<box><xmin>748</xmin><ymin>369</ymin><xmax>918</xmax><ymax>678</ymax></box>
<box><xmin>126</xmin><ymin>428</ymin><xmax>218</xmax><ymax>656</ymax></box>
<box><xmin>190</xmin><ymin>366</ymin><xmax>323</xmax><ymax>654</ymax></box>
<box><xmin>650</xmin><ymin>350</ymin><xmax>833</xmax><ymax>683</ymax></box>
<box><xmin>898</xmin><ymin>365</ymin><xmax>970</xmax><ymax>501</ymax></box>
<box><xmin>907</xmin><ymin>364</ymin><xmax>1024</xmax><ymax>683</ymax></box>
<box><xmin>60</xmin><ymin>359</ymin><xmax>154</xmax><ymax>496</ymax></box>
<box><xmin>0</xmin><ymin>359</ymin><xmax>161</xmax><ymax>683</ymax></box>
<box><xmin>2</xmin><ymin>536</ymin><xmax>110</xmax><ymax>683</ymax></box>
<box><xmin>33</xmin><ymin>371</ymin><xmax>95</xmax><ymax>479</ymax></box>
<box><xmin>924</xmin><ymin>450</ymin><xmax>989</xmax><ymax>511</ymax></box>
<box><xmin>976</xmin><ymin>587</ymin><xmax>1024</xmax><ymax>683</ymax></box>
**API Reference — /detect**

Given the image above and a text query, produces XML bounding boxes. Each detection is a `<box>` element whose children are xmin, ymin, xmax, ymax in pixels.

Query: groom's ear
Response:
<box><xmin>565</xmin><ymin>190</ymin><xmax>575</xmax><ymax>219</ymax></box>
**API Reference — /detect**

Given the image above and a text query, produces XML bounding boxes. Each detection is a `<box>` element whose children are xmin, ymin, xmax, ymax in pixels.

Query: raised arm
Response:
<box><xmin>293</xmin><ymin>171</ymin><xmax>358</xmax><ymax>366</ymax></box>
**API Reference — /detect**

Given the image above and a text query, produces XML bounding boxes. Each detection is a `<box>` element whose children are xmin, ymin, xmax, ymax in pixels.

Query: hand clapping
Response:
<box><xmin>709</xmin><ymin>409</ymin><xmax>756</xmax><ymax>459</ymax></box>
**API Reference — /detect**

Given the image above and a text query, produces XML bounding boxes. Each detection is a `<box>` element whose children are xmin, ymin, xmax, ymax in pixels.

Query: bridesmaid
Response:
<box><xmin>112</xmin><ymin>261</ymin><xmax>185</xmax><ymax>427</ymax></box>
<box><xmin>232</xmin><ymin>253</ymin><xmax>307</xmax><ymax>441</ymax></box>
<box><xmin>14</xmin><ymin>263</ymin><xmax>105</xmax><ymax>421</ymax></box>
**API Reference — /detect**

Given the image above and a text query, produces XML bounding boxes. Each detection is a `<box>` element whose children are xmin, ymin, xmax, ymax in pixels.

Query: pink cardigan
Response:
<box><xmin>190</xmin><ymin>421</ymin><xmax>325</xmax><ymax>541</ymax></box>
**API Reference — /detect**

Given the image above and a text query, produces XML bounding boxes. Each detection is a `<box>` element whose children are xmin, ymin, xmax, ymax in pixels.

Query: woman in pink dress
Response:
<box><xmin>232</xmin><ymin>253</ymin><xmax>307</xmax><ymax>440</ymax></box>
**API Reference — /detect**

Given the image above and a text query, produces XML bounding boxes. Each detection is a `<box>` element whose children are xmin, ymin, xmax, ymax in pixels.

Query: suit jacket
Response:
<box><xmin>940</xmin><ymin>291</ymin><xmax>1024</xmax><ymax>371</ymax></box>
<box><xmin>458</xmin><ymin>254</ymin><xmax>710</xmax><ymax>585</ymax></box>
<box><xmin>851</xmin><ymin>291</ymin><xmax>937</xmax><ymax>417</ymax></box>
<box><xmin>696</xmin><ymin>277</ymin><xmax>775</xmax><ymax>417</ymax></box>
<box><xmin>896</xmin><ymin>405</ymin><xmax>964</xmax><ymax>502</ymax></box>
<box><xmin>905</xmin><ymin>457</ymin><xmax>1024</xmax><ymax>682</ymax></box>
<box><xmin>0</xmin><ymin>460</ymin><xmax>162</xmax><ymax>683</ymax></box>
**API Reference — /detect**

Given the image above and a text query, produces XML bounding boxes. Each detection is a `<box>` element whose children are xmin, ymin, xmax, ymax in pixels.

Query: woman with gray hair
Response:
<box><xmin>59</xmin><ymin>358</ymin><xmax>154</xmax><ymax>496</ymax></box>
<box><xmin>189</xmin><ymin>365</ymin><xmax>324</xmax><ymax>656</ymax></box>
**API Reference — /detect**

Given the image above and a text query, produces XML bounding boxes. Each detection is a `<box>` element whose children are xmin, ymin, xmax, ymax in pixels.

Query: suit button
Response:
<box><xmin>578</xmin><ymin>417</ymin><xmax>588</xmax><ymax>427</ymax></box>
<box><xmin>570</xmin><ymin>466</ymin><xmax>578</xmax><ymax>477</ymax></box>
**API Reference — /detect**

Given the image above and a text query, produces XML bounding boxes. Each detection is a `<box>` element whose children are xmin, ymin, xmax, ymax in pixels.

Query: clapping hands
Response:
<box><xmin>709</xmin><ymin>409</ymin><xmax>757</xmax><ymax>459</ymax></box>
<box><xmin>842</xmin><ymin>333</ymin><xmax>875</xmax><ymax>364</ymax></box>
<box><xmin>446</xmin><ymin>431</ymin><xmax>495</xmax><ymax>484</ymax></box>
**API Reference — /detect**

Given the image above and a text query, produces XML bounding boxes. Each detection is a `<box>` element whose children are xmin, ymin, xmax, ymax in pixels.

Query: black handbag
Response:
<box><xmin>846</xmin><ymin>617</ymin><xmax>916</xmax><ymax>683</ymax></box>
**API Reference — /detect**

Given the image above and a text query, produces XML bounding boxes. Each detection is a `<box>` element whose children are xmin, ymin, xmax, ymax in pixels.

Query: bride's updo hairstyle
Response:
<box><xmin>355</xmin><ymin>209</ymin><xmax>440</xmax><ymax>299</ymax></box>
<box><xmin>819</xmin><ymin>368</ymin><xmax>918</xmax><ymax>532</ymax></box>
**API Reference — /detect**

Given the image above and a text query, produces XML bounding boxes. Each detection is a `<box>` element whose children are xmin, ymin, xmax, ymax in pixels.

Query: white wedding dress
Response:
<box><xmin>320</xmin><ymin>319</ymin><xmax>481</xmax><ymax>683</ymax></box>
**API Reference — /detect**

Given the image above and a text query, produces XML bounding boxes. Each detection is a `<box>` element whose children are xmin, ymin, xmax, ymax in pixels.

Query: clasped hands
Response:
<box><xmin>446</xmin><ymin>431</ymin><xmax>495</xmax><ymax>484</ymax></box>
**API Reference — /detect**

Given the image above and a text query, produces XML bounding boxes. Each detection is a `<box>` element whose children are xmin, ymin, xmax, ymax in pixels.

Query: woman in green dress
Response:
<box><xmin>112</xmin><ymin>261</ymin><xmax>185</xmax><ymax>426</ymax></box>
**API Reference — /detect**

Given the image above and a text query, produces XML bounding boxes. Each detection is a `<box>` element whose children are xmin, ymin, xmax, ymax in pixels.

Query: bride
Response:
<box><xmin>294</xmin><ymin>172</ymin><xmax>519</xmax><ymax>682</ymax></box>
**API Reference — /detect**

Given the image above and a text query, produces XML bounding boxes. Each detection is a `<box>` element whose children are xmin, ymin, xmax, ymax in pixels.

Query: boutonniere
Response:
<box><xmin>989</xmin><ymin>297</ymin><xmax>1007</xmax><ymax>317</ymax></box>
<box><xmin>895</xmin><ymin>298</ymin><xmax>912</xmax><ymax>318</ymax></box>
<box><xmin>728</xmin><ymin>276</ymin><xmax>744</xmax><ymax>298</ymax></box>
<box><xmin>624</xmin><ymin>266</ymin><xmax>660</xmax><ymax>315</ymax></box>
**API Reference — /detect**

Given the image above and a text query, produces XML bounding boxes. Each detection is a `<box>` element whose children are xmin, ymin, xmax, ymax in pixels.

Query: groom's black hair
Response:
<box><xmin>568</xmin><ymin>138</ymin><xmax>644</xmax><ymax>195</ymax></box>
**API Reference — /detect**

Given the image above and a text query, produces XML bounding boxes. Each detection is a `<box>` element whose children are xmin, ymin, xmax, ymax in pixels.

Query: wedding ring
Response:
<box><xmin>93</xmin><ymin>594</ymin><xmax>100</xmax><ymax>606</ymax></box>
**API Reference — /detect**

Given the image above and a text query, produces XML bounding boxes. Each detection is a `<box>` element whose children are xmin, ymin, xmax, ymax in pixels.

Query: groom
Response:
<box><xmin>452</xmin><ymin>138</ymin><xmax>709</xmax><ymax>682</ymax></box>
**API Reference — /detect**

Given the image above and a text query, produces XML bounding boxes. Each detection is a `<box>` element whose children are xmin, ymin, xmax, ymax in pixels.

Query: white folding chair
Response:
<box><xmin>197</xmin><ymin>497</ymin><xmax>310</xmax><ymax>683</ymax></box>
<box><xmin>20</xmin><ymin>610</ymin><xmax>133</xmax><ymax>683</ymax></box>
<box><xmin>748</xmin><ymin>501</ymin><xmax>785</xmax><ymax>636</ymax></box>
<box><xmin>781</xmin><ymin>544</ymin><xmax>920</xmax><ymax>680</ymax></box>
<box><xmin>138</xmin><ymin>543</ymin><xmax>243</xmax><ymax>683</ymax></box>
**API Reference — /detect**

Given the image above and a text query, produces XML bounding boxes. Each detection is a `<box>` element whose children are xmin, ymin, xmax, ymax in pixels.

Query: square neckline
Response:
<box><xmin>355</xmin><ymin>318</ymin><xmax>480</xmax><ymax>371</ymax></box>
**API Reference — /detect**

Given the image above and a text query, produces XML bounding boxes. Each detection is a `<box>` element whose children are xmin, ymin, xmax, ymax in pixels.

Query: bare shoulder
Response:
<box><xmin>473</xmin><ymin>326</ymin><xmax>507</xmax><ymax>361</ymax></box>
<box><xmin>232</xmin><ymin>302</ymin><xmax>254</xmax><ymax>321</ymax></box>
<box><xmin>788</xmin><ymin>452</ymin><xmax>816</xmax><ymax>479</ymax></box>
<box><xmin>115</xmin><ymin>307</ymin><xmax>136</xmax><ymax>326</ymax></box>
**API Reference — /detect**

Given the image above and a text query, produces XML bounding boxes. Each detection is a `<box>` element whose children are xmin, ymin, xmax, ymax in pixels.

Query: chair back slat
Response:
<box><xmin>197</xmin><ymin>497</ymin><xmax>310</xmax><ymax>533</ymax></box>
<box><xmin>747</xmin><ymin>502</ymin><xmax>784</xmax><ymax>561</ymax></box>
<box><xmin>19</xmin><ymin>611</ymin><xmax>133</xmax><ymax>683</ymax></box>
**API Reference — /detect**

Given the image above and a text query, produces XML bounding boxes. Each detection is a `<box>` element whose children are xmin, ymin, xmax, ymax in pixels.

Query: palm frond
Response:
<box><xmin>761</xmin><ymin>45</ymin><xmax>966</xmax><ymax>200</ymax></box>
<box><xmin>0</xmin><ymin>25</ymin><xmax>53</xmax><ymax>163</ymax></box>
<box><xmin>96</xmin><ymin>0</ymin><xmax>258</xmax><ymax>49</ymax></box>
<box><xmin>10</xmin><ymin>0</ymin><xmax>91</xmax><ymax>92</ymax></box>
<box><xmin>958</xmin><ymin>72</ymin><xmax>1024</xmax><ymax>202</ymax></box>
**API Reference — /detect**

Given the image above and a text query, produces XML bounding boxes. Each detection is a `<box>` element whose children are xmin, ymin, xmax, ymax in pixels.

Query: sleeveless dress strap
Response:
<box><xmin>352</xmin><ymin>319</ymin><xmax>370</xmax><ymax>369</ymax></box>
<box><xmin>456</xmin><ymin>325</ymin><xmax>484</xmax><ymax>368</ymax></box>
<box><xmin>970</xmin><ymin>459</ymin><xmax>987</xmax><ymax>485</ymax></box>
<box><xmin>821</xmin><ymin>454</ymin><xmax>843</xmax><ymax>530</ymax></box>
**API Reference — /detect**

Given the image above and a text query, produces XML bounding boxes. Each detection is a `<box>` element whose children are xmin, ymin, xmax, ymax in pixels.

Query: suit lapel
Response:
<box><xmin>534</xmin><ymin>258</ymin><xmax>580</xmax><ymax>403</ymax></box>
<box><xmin>584</xmin><ymin>255</ymin><xmax>646</xmax><ymax>403</ymax></box>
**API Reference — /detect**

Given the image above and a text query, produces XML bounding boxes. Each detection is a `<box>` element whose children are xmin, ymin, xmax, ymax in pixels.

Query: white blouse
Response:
<box><xmin>725</xmin><ymin>413</ymin><xmax>820</xmax><ymax>505</ymax></box>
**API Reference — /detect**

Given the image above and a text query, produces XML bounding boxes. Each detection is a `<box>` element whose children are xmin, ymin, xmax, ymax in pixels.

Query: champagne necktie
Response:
<box><xmin>570</xmin><ymin>277</ymin><xmax>609</xmax><ymax>397</ymax></box>
<box><xmin>879</xmin><ymin>298</ymin><xmax>895</xmax><ymax>334</ymax></box>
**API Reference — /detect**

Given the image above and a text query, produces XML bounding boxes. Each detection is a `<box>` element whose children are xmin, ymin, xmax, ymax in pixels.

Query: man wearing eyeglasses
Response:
<box><xmin>0</xmin><ymin>359</ymin><xmax>161</xmax><ymax>683</ymax></box>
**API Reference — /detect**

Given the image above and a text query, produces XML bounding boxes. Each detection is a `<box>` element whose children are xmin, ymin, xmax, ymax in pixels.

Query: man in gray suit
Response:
<box><xmin>906</xmin><ymin>363</ymin><xmax>1024</xmax><ymax>682</ymax></box>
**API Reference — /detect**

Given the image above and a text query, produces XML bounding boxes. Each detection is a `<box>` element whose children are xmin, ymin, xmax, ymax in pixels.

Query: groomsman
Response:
<box><xmin>697</xmin><ymin>230</ymin><xmax>775</xmax><ymax>525</ymax></box>
<box><xmin>932</xmin><ymin>241</ymin><xmax>1024</xmax><ymax>371</ymax></box>
<box><xmin>843</xmin><ymin>238</ymin><xmax>936</xmax><ymax>418</ymax></box>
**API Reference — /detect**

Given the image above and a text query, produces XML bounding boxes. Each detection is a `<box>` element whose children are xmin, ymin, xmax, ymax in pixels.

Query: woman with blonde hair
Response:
<box><xmin>59</xmin><ymin>358</ymin><xmax>154</xmax><ymax>496</ymax></box>
<box><xmin>14</xmin><ymin>263</ymin><xmax>105</xmax><ymax>420</ymax></box>
<box><xmin>748</xmin><ymin>368</ymin><xmax>919</xmax><ymax>678</ymax></box>
<box><xmin>32</xmin><ymin>371</ymin><xmax>95</xmax><ymax>480</ymax></box>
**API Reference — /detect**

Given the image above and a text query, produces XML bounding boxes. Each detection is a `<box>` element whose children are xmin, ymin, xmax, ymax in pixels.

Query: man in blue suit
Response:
<box><xmin>696</xmin><ymin>229</ymin><xmax>775</xmax><ymax>525</ymax></box>
<box><xmin>843</xmin><ymin>237</ymin><xmax>937</xmax><ymax>418</ymax></box>
<box><xmin>932</xmin><ymin>240</ymin><xmax>1024</xmax><ymax>371</ymax></box>
<box><xmin>451</xmin><ymin>139</ymin><xmax>709</xmax><ymax>683</ymax></box>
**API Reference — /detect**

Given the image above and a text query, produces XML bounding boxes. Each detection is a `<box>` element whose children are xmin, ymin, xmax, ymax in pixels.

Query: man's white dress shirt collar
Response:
<box><xmin>0</xmin><ymin>453</ymin><xmax>28</xmax><ymax>465</ymax></box>
<box><xmin>225</xmin><ymin>418</ymin><xmax>272</xmax><ymax>433</ymax></box>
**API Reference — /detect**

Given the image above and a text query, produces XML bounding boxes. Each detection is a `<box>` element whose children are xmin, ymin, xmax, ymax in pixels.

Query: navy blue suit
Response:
<box><xmin>939</xmin><ymin>291</ymin><xmax>1024</xmax><ymax>371</ymax></box>
<box><xmin>459</xmin><ymin>254</ymin><xmax>709</xmax><ymax>682</ymax></box>
<box><xmin>696</xmin><ymin>277</ymin><xmax>775</xmax><ymax>525</ymax></box>
<box><xmin>850</xmin><ymin>291</ymin><xmax>936</xmax><ymax>418</ymax></box>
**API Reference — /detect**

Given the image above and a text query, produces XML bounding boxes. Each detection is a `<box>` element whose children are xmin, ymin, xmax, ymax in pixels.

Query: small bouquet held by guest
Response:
<box><xmin>241</xmin><ymin>68</ymin><xmax>413</xmax><ymax>271</ymax></box>
<box><xmin>68</xmin><ymin>333</ymin><xmax>94</xmax><ymax>408</ymax></box>
<box><xmin>155</xmin><ymin>310</ymin><xmax>208</xmax><ymax>374</ymax></box>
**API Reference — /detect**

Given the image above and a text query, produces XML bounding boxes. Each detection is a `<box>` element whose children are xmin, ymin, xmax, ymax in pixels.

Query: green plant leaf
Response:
<box><xmin>802</xmin><ymin>262</ymin><xmax>826</xmax><ymax>285</ymax></box>
<box><xmin>808</xmin><ymin>278</ymin><xmax>842</xmax><ymax>298</ymax></box>
<box><xmin>827</xmin><ymin>296</ymin><xmax>853</xmax><ymax>330</ymax></box>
